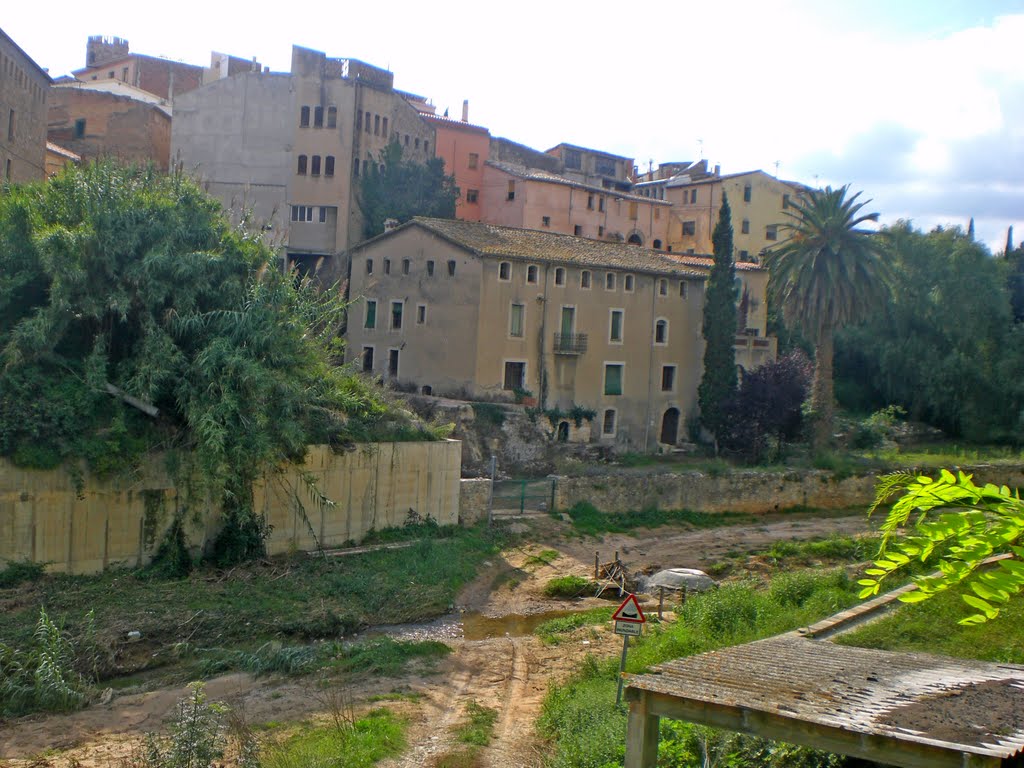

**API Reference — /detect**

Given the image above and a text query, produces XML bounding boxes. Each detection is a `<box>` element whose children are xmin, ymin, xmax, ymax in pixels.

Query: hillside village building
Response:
<box><xmin>345</xmin><ymin>217</ymin><xmax>774</xmax><ymax>451</ymax></box>
<box><xmin>1</xmin><ymin>27</ymin><xmax>51</xmax><ymax>183</ymax></box>
<box><xmin>172</xmin><ymin>45</ymin><xmax>436</xmax><ymax>282</ymax></box>
<box><xmin>48</xmin><ymin>81</ymin><xmax>172</xmax><ymax>170</ymax></box>
<box><xmin>426</xmin><ymin>106</ymin><xmax>490</xmax><ymax>222</ymax></box>
<box><xmin>44</xmin><ymin>141</ymin><xmax>80</xmax><ymax>176</ymax></box>
<box><xmin>73</xmin><ymin>36</ymin><xmax>204</xmax><ymax>101</ymax></box>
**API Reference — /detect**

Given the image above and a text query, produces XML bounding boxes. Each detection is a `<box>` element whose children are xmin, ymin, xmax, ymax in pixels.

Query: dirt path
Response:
<box><xmin>0</xmin><ymin>511</ymin><xmax>875</xmax><ymax>767</ymax></box>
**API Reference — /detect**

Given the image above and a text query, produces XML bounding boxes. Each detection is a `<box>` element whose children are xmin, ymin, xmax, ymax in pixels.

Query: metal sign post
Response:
<box><xmin>612</xmin><ymin>594</ymin><xmax>646</xmax><ymax>706</ymax></box>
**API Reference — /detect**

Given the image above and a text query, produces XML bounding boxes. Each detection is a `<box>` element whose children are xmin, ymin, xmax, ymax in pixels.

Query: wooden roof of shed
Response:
<box><xmin>626</xmin><ymin>634</ymin><xmax>1024</xmax><ymax>766</ymax></box>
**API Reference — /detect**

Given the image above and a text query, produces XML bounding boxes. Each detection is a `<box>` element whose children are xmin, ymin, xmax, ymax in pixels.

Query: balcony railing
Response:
<box><xmin>553</xmin><ymin>332</ymin><xmax>588</xmax><ymax>355</ymax></box>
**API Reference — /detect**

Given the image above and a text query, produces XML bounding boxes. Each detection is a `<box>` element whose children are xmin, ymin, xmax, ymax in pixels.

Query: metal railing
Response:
<box><xmin>553</xmin><ymin>332</ymin><xmax>588</xmax><ymax>354</ymax></box>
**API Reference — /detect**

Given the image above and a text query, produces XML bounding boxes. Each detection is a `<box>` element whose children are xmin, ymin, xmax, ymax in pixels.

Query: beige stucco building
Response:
<box><xmin>172</xmin><ymin>45</ymin><xmax>436</xmax><ymax>282</ymax></box>
<box><xmin>1</xmin><ymin>27</ymin><xmax>51</xmax><ymax>183</ymax></box>
<box><xmin>345</xmin><ymin>217</ymin><xmax>774</xmax><ymax>452</ymax></box>
<box><xmin>637</xmin><ymin>169</ymin><xmax>806</xmax><ymax>261</ymax></box>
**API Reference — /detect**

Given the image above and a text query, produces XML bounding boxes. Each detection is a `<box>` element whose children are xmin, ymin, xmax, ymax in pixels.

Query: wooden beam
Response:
<box><xmin>624</xmin><ymin>690</ymin><xmax>660</xmax><ymax>768</ymax></box>
<box><xmin>636</xmin><ymin>690</ymin><xmax>1003</xmax><ymax>768</ymax></box>
<box><xmin>104</xmin><ymin>382</ymin><xmax>159</xmax><ymax>418</ymax></box>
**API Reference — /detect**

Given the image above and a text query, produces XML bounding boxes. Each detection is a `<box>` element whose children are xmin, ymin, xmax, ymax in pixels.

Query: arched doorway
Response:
<box><xmin>627</xmin><ymin>232</ymin><xmax>643</xmax><ymax>245</ymax></box>
<box><xmin>660</xmin><ymin>408</ymin><xmax>680</xmax><ymax>445</ymax></box>
<box><xmin>557</xmin><ymin>421</ymin><xmax>570</xmax><ymax>442</ymax></box>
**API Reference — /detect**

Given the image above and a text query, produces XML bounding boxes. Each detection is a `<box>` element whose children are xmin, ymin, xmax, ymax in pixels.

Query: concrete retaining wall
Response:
<box><xmin>553</xmin><ymin>465</ymin><xmax>1024</xmax><ymax>515</ymax></box>
<box><xmin>0</xmin><ymin>440</ymin><xmax>462</xmax><ymax>574</ymax></box>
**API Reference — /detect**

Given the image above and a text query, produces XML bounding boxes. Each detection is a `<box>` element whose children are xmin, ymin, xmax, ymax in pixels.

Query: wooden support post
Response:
<box><xmin>595</xmin><ymin>550</ymin><xmax>600</xmax><ymax>579</ymax></box>
<box><xmin>624</xmin><ymin>690</ymin><xmax>660</xmax><ymax>768</ymax></box>
<box><xmin>658</xmin><ymin>587</ymin><xmax>664</xmax><ymax>620</ymax></box>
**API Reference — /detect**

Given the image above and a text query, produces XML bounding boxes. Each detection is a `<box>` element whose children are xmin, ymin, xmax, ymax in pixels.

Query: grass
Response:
<box><xmin>542</xmin><ymin>575</ymin><xmax>594</xmax><ymax>599</ymax></box>
<box><xmin>534</xmin><ymin>607</ymin><xmax>614</xmax><ymax>645</ymax></box>
<box><xmin>538</xmin><ymin>569</ymin><xmax>863</xmax><ymax>768</ymax></box>
<box><xmin>260</xmin><ymin>708</ymin><xmax>406</xmax><ymax>768</ymax></box>
<box><xmin>0</xmin><ymin>523</ymin><xmax>505</xmax><ymax>685</ymax></box>
<box><xmin>836</xmin><ymin>586</ymin><xmax>1024</xmax><ymax>663</ymax></box>
<box><xmin>523</xmin><ymin>549</ymin><xmax>560</xmax><ymax>568</ymax></box>
<box><xmin>0</xmin><ymin>560</ymin><xmax>45</xmax><ymax>589</ymax></box>
<box><xmin>433</xmin><ymin>700</ymin><xmax>499</xmax><ymax>768</ymax></box>
<box><xmin>565</xmin><ymin>501</ymin><xmax>753</xmax><ymax>538</ymax></box>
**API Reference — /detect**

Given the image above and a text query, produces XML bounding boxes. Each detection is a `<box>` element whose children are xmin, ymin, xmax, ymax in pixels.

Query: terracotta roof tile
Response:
<box><xmin>487</xmin><ymin>160</ymin><xmax>670</xmax><ymax>205</ymax></box>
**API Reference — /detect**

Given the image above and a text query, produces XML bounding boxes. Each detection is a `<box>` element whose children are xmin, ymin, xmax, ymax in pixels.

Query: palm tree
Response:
<box><xmin>763</xmin><ymin>185</ymin><xmax>891</xmax><ymax>452</ymax></box>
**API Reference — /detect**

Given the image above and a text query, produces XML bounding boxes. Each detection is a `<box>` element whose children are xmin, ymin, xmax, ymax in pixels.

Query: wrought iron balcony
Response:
<box><xmin>553</xmin><ymin>332</ymin><xmax>588</xmax><ymax>355</ymax></box>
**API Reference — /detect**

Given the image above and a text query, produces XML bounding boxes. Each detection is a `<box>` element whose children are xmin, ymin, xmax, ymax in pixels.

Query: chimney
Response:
<box><xmin>461</xmin><ymin>99</ymin><xmax>469</xmax><ymax>122</ymax></box>
<box><xmin>714</xmin><ymin>164</ymin><xmax>721</xmax><ymax>176</ymax></box>
<box><xmin>383</xmin><ymin>218</ymin><xmax>400</xmax><ymax>232</ymax></box>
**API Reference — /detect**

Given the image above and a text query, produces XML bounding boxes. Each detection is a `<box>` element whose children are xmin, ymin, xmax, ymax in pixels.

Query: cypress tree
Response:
<box><xmin>698</xmin><ymin>192</ymin><xmax>739</xmax><ymax>451</ymax></box>
<box><xmin>967</xmin><ymin>217</ymin><xmax>975</xmax><ymax>240</ymax></box>
<box><xmin>1007</xmin><ymin>226</ymin><xmax>1015</xmax><ymax>257</ymax></box>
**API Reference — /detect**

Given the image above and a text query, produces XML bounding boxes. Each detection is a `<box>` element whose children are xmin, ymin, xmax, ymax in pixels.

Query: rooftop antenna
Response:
<box><xmin>648</xmin><ymin>158</ymin><xmax>654</xmax><ymax>174</ymax></box>
<box><xmin>773</xmin><ymin>160</ymin><xmax>780</xmax><ymax>175</ymax></box>
<box><xmin>697</xmin><ymin>139</ymin><xmax>704</xmax><ymax>160</ymax></box>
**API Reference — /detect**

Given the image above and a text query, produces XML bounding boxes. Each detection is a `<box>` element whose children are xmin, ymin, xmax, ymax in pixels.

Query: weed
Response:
<box><xmin>535</xmin><ymin>608</ymin><xmax>613</xmax><ymax>645</ymax></box>
<box><xmin>471</xmin><ymin>403</ymin><xmax>506</xmax><ymax>428</ymax></box>
<box><xmin>542</xmin><ymin>575</ymin><xmax>593</xmax><ymax>599</ymax></box>
<box><xmin>565</xmin><ymin>501</ymin><xmax>751</xmax><ymax>537</ymax></box>
<box><xmin>523</xmin><ymin>549</ymin><xmax>560</xmax><ymax>568</ymax></box>
<box><xmin>331</xmin><ymin>637</ymin><xmax>451</xmax><ymax>677</ymax></box>
<box><xmin>0</xmin><ymin>559</ymin><xmax>45</xmax><ymax>589</ymax></box>
<box><xmin>135</xmin><ymin>682</ymin><xmax>228</xmax><ymax>768</ymax></box>
<box><xmin>260</xmin><ymin>708</ymin><xmax>405</xmax><ymax>768</ymax></box>
<box><xmin>456</xmin><ymin>701</ymin><xmax>498</xmax><ymax>746</ymax></box>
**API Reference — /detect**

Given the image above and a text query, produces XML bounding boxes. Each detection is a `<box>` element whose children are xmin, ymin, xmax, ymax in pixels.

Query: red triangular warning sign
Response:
<box><xmin>612</xmin><ymin>593</ymin><xmax>646</xmax><ymax>623</ymax></box>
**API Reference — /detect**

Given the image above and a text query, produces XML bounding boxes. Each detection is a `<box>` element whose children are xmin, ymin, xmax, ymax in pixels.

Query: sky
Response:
<box><xmin>5</xmin><ymin>0</ymin><xmax>1022</xmax><ymax>252</ymax></box>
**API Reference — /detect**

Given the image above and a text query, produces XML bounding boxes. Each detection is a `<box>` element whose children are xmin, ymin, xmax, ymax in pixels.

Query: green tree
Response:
<box><xmin>359</xmin><ymin>141</ymin><xmax>458</xmax><ymax>239</ymax></box>
<box><xmin>860</xmin><ymin>470</ymin><xmax>1024</xmax><ymax>625</ymax></box>
<box><xmin>763</xmin><ymin>185</ymin><xmax>890</xmax><ymax>452</ymax></box>
<box><xmin>0</xmin><ymin>162</ymin><xmax>409</xmax><ymax>563</ymax></box>
<box><xmin>698</xmin><ymin>192</ymin><xmax>738</xmax><ymax>451</ymax></box>
<box><xmin>834</xmin><ymin>222</ymin><xmax>1023</xmax><ymax>442</ymax></box>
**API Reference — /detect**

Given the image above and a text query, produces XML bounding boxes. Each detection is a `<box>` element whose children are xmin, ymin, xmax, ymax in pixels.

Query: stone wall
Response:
<box><xmin>459</xmin><ymin>478</ymin><xmax>492</xmax><ymax>526</ymax></box>
<box><xmin>0</xmin><ymin>440</ymin><xmax>462</xmax><ymax>574</ymax></box>
<box><xmin>553</xmin><ymin>465</ymin><xmax>1024</xmax><ymax>515</ymax></box>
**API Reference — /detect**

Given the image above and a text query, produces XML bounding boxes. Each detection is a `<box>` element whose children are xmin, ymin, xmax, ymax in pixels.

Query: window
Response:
<box><xmin>554</xmin><ymin>267</ymin><xmax>565</xmax><ymax>286</ymax></box>
<box><xmin>691</xmin><ymin>189</ymin><xmax>698</xmax><ymax>204</ymax></box>
<box><xmin>624</xmin><ymin>275</ymin><xmax>634</xmax><ymax>292</ymax></box>
<box><xmin>366</xmin><ymin>258</ymin><xmax>373</xmax><ymax>275</ymax></box>
<box><xmin>319</xmin><ymin>206</ymin><xmax>328</xmax><ymax>223</ymax></box>
<box><xmin>609</xmin><ymin>310</ymin><xmax>623</xmax><ymax>343</ymax></box>
<box><xmin>766</xmin><ymin>224</ymin><xmax>778</xmax><ymax>241</ymax></box>
<box><xmin>682</xmin><ymin>221</ymin><xmax>696</xmax><ymax>236</ymax></box>
<box><xmin>325</xmin><ymin>156</ymin><xmax>335</xmax><ymax>176</ymax></box>
<box><xmin>7</xmin><ymin>109</ymin><xmax>15</xmax><ymax>141</ymax></box>
<box><xmin>300</xmin><ymin>106</ymin><xmax>310</xmax><ymax>127</ymax></box>
<box><xmin>782</xmin><ymin>193</ymin><xmax>791</xmax><ymax>209</ymax></box>
<box><xmin>383</xmin><ymin>258</ymin><xmax>391</xmax><ymax>275</ymax></box>
<box><xmin>468</xmin><ymin>153</ymin><xmax>479</xmax><ymax>169</ymax></box>
<box><xmin>416</xmin><ymin>304</ymin><xmax>426</xmax><ymax>324</ymax></box>
<box><xmin>580</xmin><ymin>270</ymin><xmax>591</xmax><ymax>289</ymax></box>
<box><xmin>365</xmin><ymin>299</ymin><xmax>377</xmax><ymax>329</ymax></box>
<box><xmin>362</xmin><ymin>346</ymin><xmax>374</xmax><ymax>372</ymax></box>
<box><xmin>661</xmin><ymin>365</ymin><xmax>676</xmax><ymax>392</ymax></box>
<box><xmin>314</xmin><ymin>106</ymin><xmax>323</xmax><ymax>128</ymax></box>
<box><xmin>503</xmin><ymin>361</ymin><xmax>526</xmax><ymax>391</ymax></box>
<box><xmin>628</xmin><ymin>202</ymin><xmax>638</xmax><ymax>220</ymax></box>
<box><xmin>391</xmin><ymin>301</ymin><xmax>403</xmax><ymax>330</ymax></box>
<box><xmin>311</xmin><ymin>155</ymin><xmax>321</xmax><ymax>176</ymax></box>
<box><xmin>606</xmin><ymin>272</ymin><xmax>616</xmax><ymax>290</ymax></box>
<box><xmin>3</xmin><ymin>159</ymin><xmax>7</xmax><ymax>182</ymax></box>
<box><xmin>679</xmin><ymin>281</ymin><xmax>687</xmax><ymax>298</ymax></box>
<box><xmin>415</xmin><ymin>137</ymin><xmax>420</xmax><ymax>149</ymax></box>
<box><xmin>653</xmin><ymin>239</ymin><xmax>662</xmax><ymax>249</ymax></box>
<box><xmin>587</xmin><ymin>194</ymin><xmax>594</xmax><ymax>210</ymax></box>
<box><xmin>404</xmin><ymin>134</ymin><xmax>410</xmax><ymax>146</ymax></box>
<box><xmin>291</xmin><ymin>205</ymin><xmax>314</xmax><ymax>222</ymax></box>
<box><xmin>73</xmin><ymin>117</ymin><xmax>86</xmax><ymax>138</ymax></box>
<box><xmin>297</xmin><ymin>155</ymin><xmax>308</xmax><ymax>175</ymax></box>
<box><xmin>598</xmin><ymin>226</ymin><xmax>605</xmax><ymax>237</ymax></box>
<box><xmin>741</xmin><ymin>219</ymin><xmax>750</xmax><ymax>234</ymax></box>
<box><xmin>743</xmin><ymin>184</ymin><xmax>752</xmax><ymax>202</ymax></box>
<box><xmin>448</xmin><ymin>260</ymin><xmax>456</xmax><ymax>276</ymax></box>
<box><xmin>499</xmin><ymin>262</ymin><xmax>511</xmax><ymax>281</ymax></box>
<box><xmin>364</xmin><ymin>112</ymin><xmax>371</xmax><ymax>133</ymax></box>
<box><xmin>424</xmin><ymin>141</ymin><xmax>429</xmax><ymax>153</ymax></box>
<box><xmin>542</xmin><ymin>216</ymin><xmax>551</xmax><ymax>227</ymax></box>
<box><xmin>509</xmin><ymin>303</ymin><xmax>524</xmax><ymax>337</ymax></box>
<box><xmin>655</xmin><ymin>319</ymin><xmax>668</xmax><ymax>344</ymax></box>
<box><xmin>353</xmin><ymin>161</ymin><xmax>360</xmax><ymax>177</ymax></box>
<box><xmin>388</xmin><ymin>349</ymin><xmax>399</xmax><ymax>377</ymax></box>
<box><xmin>739</xmin><ymin>250</ymin><xmax>749</xmax><ymax>261</ymax></box>
<box><xmin>466</xmin><ymin>189</ymin><xmax>479</xmax><ymax>203</ymax></box>
<box><xmin>122</xmin><ymin>66</ymin><xmax>128</xmax><ymax>81</ymax></box>
<box><xmin>527</xmin><ymin>265</ymin><xmax>538</xmax><ymax>284</ymax></box>
<box><xmin>427</xmin><ymin>260</ymin><xmax>435</xmax><ymax>276</ymax></box>
<box><xmin>564</xmin><ymin>148</ymin><xmax>581</xmax><ymax>169</ymax></box>
<box><xmin>327</xmin><ymin>106</ymin><xmax>337</xmax><ymax>128</ymax></box>
<box><xmin>604</xmin><ymin>364</ymin><xmax>623</xmax><ymax>396</ymax></box>
<box><xmin>602</xmin><ymin>409</ymin><xmax>616</xmax><ymax>435</ymax></box>
<box><xmin>598</xmin><ymin>197</ymin><xmax>605</xmax><ymax>212</ymax></box>
<box><xmin>402</xmin><ymin>259</ymin><xmax>410</xmax><ymax>275</ymax></box>
<box><xmin>574</xmin><ymin>225</ymin><xmax>582</xmax><ymax>236</ymax></box>
<box><xmin>658</xmin><ymin>279</ymin><xmax>668</xmax><ymax>296</ymax></box>
<box><xmin>382</xmin><ymin>117</ymin><xmax>388</xmax><ymax>136</ymax></box>
<box><xmin>374</xmin><ymin>115</ymin><xmax>380</xmax><ymax>135</ymax></box>
<box><xmin>507</xmin><ymin>181</ymin><xmax>516</xmax><ymax>201</ymax></box>
<box><xmin>595</xmin><ymin>156</ymin><xmax>615</xmax><ymax>175</ymax></box>
<box><xmin>357</xmin><ymin>111</ymin><xmax>363</xmax><ymax>131</ymax></box>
